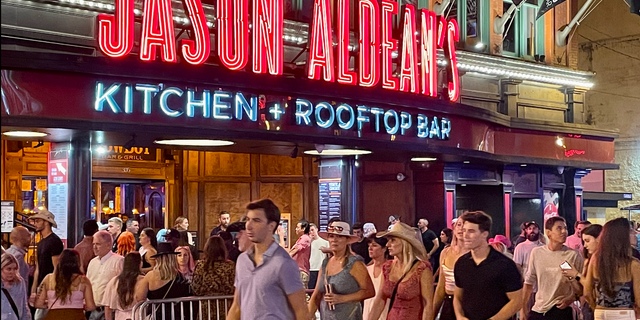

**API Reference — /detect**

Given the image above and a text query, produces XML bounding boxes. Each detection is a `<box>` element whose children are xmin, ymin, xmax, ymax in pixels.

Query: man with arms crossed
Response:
<box><xmin>453</xmin><ymin>211</ymin><xmax>523</xmax><ymax>320</ymax></box>
<box><xmin>227</xmin><ymin>199</ymin><xmax>309</xmax><ymax>320</ymax></box>
<box><xmin>522</xmin><ymin>216</ymin><xmax>583</xmax><ymax>320</ymax></box>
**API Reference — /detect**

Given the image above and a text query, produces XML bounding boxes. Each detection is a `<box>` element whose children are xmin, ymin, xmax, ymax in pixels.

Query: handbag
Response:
<box><xmin>388</xmin><ymin>259</ymin><xmax>420</xmax><ymax>313</ymax></box>
<box><xmin>2</xmin><ymin>288</ymin><xmax>21</xmax><ymax>317</ymax></box>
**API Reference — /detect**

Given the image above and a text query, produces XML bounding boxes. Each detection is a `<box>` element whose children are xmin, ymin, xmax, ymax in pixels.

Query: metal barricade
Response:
<box><xmin>131</xmin><ymin>295</ymin><xmax>234</xmax><ymax>320</ymax></box>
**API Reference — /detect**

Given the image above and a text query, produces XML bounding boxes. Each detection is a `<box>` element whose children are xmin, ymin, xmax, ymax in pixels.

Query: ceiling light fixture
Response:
<box><xmin>3</xmin><ymin>131</ymin><xmax>48</xmax><ymax>138</ymax></box>
<box><xmin>304</xmin><ymin>149</ymin><xmax>372</xmax><ymax>156</ymax></box>
<box><xmin>411</xmin><ymin>157</ymin><xmax>438</xmax><ymax>162</ymax></box>
<box><xmin>154</xmin><ymin>139</ymin><xmax>235</xmax><ymax>147</ymax></box>
<box><xmin>463</xmin><ymin>160</ymin><xmax>471</xmax><ymax>164</ymax></box>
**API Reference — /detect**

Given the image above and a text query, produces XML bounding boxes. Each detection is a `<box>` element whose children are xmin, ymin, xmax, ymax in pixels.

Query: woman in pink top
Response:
<box><xmin>35</xmin><ymin>249</ymin><xmax>96</xmax><ymax>320</ymax></box>
<box><xmin>102</xmin><ymin>252</ymin><xmax>145</xmax><ymax>320</ymax></box>
<box><xmin>367</xmin><ymin>222</ymin><xmax>434</xmax><ymax>320</ymax></box>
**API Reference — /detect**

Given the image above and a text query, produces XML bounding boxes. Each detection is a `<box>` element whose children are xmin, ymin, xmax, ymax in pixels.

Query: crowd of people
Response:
<box><xmin>2</xmin><ymin>201</ymin><xmax>640</xmax><ymax>320</ymax></box>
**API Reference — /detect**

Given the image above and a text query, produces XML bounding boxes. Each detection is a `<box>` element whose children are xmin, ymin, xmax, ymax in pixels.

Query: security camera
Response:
<box><xmin>557</xmin><ymin>166</ymin><xmax>565</xmax><ymax>175</ymax></box>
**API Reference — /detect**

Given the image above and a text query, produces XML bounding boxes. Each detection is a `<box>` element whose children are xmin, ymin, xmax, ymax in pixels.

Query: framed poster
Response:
<box><xmin>280</xmin><ymin>213</ymin><xmax>291</xmax><ymax>248</ymax></box>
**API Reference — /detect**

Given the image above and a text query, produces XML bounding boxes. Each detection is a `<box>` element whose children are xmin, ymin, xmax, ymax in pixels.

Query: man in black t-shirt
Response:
<box><xmin>453</xmin><ymin>211</ymin><xmax>523</xmax><ymax>320</ymax></box>
<box><xmin>350</xmin><ymin>223</ymin><xmax>371</xmax><ymax>264</ymax></box>
<box><xmin>28</xmin><ymin>209</ymin><xmax>64</xmax><ymax>304</ymax></box>
<box><xmin>417</xmin><ymin>218</ymin><xmax>439</xmax><ymax>266</ymax></box>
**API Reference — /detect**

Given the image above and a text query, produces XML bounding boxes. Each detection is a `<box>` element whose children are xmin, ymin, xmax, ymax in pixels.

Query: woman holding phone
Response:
<box><xmin>579</xmin><ymin>218</ymin><xmax>640</xmax><ymax>320</ymax></box>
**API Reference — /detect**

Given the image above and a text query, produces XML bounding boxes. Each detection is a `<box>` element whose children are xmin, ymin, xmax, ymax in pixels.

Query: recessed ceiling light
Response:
<box><xmin>304</xmin><ymin>149</ymin><xmax>372</xmax><ymax>156</ymax></box>
<box><xmin>521</xmin><ymin>164</ymin><xmax>527</xmax><ymax>167</ymax></box>
<box><xmin>411</xmin><ymin>157</ymin><xmax>437</xmax><ymax>162</ymax></box>
<box><xmin>463</xmin><ymin>161</ymin><xmax>471</xmax><ymax>164</ymax></box>
<box><xmin>154</xmin><ymin>139</ymin><xmax>234</xmax><ymax>147</ymax></box>
<box><xmin>3</xmin><ymin>131</ymin><xmax>48</xmax><ymax>138</ymax></box>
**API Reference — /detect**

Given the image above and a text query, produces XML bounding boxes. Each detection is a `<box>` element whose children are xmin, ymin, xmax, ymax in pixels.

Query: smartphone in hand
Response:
<box><xmin>560</xmin><ymin>261</ymin><xmax>572</xmax><ymax>270</ymax></box>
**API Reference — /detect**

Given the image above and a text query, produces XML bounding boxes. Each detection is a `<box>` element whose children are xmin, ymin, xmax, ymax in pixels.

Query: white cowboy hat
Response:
<box><xmin>377</xmin><ymin>222</ymin><xmax>428</xmax><ymax>260</ymax></box>
<box><xmin>318</xmin><ymin>221</ymin><xmax>360</xmax><ymax>244</ymax></box>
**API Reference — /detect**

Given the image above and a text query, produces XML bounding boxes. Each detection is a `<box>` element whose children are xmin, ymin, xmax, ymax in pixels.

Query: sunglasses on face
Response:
<box><xmin>328</xmin><ymin>226</ymin><xmax>344</xmax><ymax>232</ymax></box>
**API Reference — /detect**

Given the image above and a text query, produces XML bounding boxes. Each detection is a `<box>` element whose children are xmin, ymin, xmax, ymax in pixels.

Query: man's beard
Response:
<box><xmin>527</xmin><ymin>233</ymin><xmax>540</xmax><ymax>242</ymax></box>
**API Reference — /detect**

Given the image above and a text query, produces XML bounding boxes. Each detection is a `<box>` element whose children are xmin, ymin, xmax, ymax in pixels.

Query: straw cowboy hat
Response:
<box><xmin>29</xmin><ymin>208</ymin><xmax>58</xmax><ymax>228</ymax></box>
<box><xmin>377</xmin><ymin>222</ymin><xmax>428</xmax><ymax>261</ymax></box>
<box><xmin>318</xmin><ymin>221</ymin><xmax>361</xmax><ymax>244</ymax></box>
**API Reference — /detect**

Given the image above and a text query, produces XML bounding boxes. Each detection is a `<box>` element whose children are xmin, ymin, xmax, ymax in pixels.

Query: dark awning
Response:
<box><xmin>583</xmin><ymin>191</ymin><xmax>633</xmax><ymax>208</ymax></box>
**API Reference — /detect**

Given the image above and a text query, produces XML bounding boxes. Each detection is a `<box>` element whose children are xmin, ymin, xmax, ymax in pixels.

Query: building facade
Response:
<box><xmin>1</xmin><ymin>0</ymin><xmax>622</xmax><ymax>247</ymax></box>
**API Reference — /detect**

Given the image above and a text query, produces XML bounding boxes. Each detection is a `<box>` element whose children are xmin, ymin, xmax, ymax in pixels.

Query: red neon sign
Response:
<box><xmin>399</xmin><ymin>5</ymin><xmax>418</xmax><ymax>94</ymax></box>
<box><xmin>380</xmin><ymin>0</ymin><xmax>399</xmax><ymax>91</ymax></box>
<box><xmin>307</xmin><ymin>0</ymin><xmax>334</xmax><ymax>82</ymax></box>
<box><xmin>358</xmin><ymin>0</ymin><xmax>380</xmax><ymax>88</ymax></box>
<box><xmin>140</xmin><ymin>0</ymin><xmax>177</xmax><ymax>62</ymax></box>
<box><xmin>97</xmin><ymin>0</ymin><xmax>134</xmax><ymax>58</ymax></box>
<box><xmin>217</xmin><ymin>0</ymin><xmax>248</xmax><ymax>70</ymax></box>
<box><xmin>252</xmin><ymin>0</ymin><xmax>283</xmax><ymax>75</ymax></box>
<box><xmin>181</xmin><ymin>0</ymin><xmax>210</xmax><ymax>65</ymax></box>
<box><xmin>96</xmin><ymin>0</ymin><xmax>460</xmax><ymax>101</ymax></box>
<box><xmin>336</xmin><ymin>0</ymin><xmax>356</xmax><ymax>85</ymax></box>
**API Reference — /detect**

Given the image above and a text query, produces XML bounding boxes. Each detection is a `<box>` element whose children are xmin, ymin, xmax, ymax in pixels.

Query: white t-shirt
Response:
<box><xmin>525</xmin><ymin>245</ymin><xmax>584</xmax><ymax>313</ymax></box>
<box><xmin>513</xmin><ymin>240</ymin><xmax>544</xmax><ymax>277</ymax></box>
<box><xmin>309</xmin><ymin>237</ymin><xmax>329</xmax><ymax>271</ymax></box>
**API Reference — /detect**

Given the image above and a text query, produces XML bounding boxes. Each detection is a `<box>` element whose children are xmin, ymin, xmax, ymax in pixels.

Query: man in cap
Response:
<box><xmin>387</xmin><ymin>215</ymin><xmax>400</xmax><ymax>231</ymax></box>
<box><xmin>28</xmin><ymin>208</ymin><xmax>64</xmax><ymax>310</ymax></box>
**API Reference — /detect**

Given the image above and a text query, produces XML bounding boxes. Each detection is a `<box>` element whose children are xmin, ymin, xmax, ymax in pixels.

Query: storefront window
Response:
<box><xmin>445</xmin><ymin>0</ymin><xmax>488</xmax><ymax>51</ymax></box>
<box><xmin>502</xmin><ymin>0</ymin><xmax>545</xmax><ymax>58</ymax></box>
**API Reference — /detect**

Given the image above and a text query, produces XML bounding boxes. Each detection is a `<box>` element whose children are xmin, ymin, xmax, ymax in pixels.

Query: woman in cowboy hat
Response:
<box><xmin>433</xmin><ymin>217</ymin><xmax>467</xmax><ymax>320</ymax></box>
<box><xmin>308</xmin><ymin>221</ymin><xmax>375</xmax><ymax>320</ymax></box>
<box><xmin>367</xmin><ymin>222</ymin><xmax>434</xmax><ymax>320</ymax></box>
<box><xmin>135</xmin><ymin>242</ymin><xmax>192</xmax><ymax>320</ymax></box>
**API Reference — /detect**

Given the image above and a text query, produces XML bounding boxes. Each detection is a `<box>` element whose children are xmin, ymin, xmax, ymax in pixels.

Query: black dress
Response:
<box><xmin>142</xmin><ymin>252</ymin><xmax>152</xmax><ymax>269</ymax></box>
<box><xmin>147</xmin><ymin>273</ymin><xmax>192</xmax><ymax>320</ymax></box>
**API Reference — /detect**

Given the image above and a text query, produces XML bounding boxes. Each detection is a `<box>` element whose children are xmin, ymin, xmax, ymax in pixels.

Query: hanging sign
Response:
<box><xmin>96</xmin><ymin>0</ymin><xmax>460</xmax><ymax>102</ymax></box>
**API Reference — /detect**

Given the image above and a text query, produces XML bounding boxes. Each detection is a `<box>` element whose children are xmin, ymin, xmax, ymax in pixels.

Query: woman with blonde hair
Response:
<box><xmin>174</xmin><ymin>216</ymin><xmax>193</xmax><ymax>245</ymax></box>
<box><xmin>135</xmin><ymin>242</ymin><xmax>192</xmax><ymax>320</ymax></box>
<box><xmin>432</xmin><ymin>217</ymin><xmax>467</xmax><ymax>320</ymax></box>
<box><xmin>2</xmin><ymin>253</ymin><xmax>31</xmax><ymax>320</ymax></box>
<box><xmin>367</xmin><ymin>222</ymin><xmax>434</xmax><ymax>320</ymax></box>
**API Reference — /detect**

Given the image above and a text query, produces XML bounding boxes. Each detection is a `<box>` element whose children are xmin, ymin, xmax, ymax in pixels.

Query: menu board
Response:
<box><xmin>1</xmin><ymin>201</ymin><xmax>15</xmax><ymax>233</ymax></box>
<box><xmin>319</xmin><ymin>178</ymin><xmax>341</xmax><ymax>231</ymax></box>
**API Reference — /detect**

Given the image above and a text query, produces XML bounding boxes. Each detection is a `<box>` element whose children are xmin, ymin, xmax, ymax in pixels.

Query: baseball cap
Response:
<box><xmin>524</xmin><ymin>221</ymin><xmax>540</xmax><ymax>229</ymax></box>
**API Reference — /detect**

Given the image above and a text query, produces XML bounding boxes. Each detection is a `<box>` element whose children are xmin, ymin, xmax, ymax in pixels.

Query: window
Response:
<box><xmin>502</xmin><ymin>0</ymin><xmax>545</xmax><ymax>58</ymax></box>
<box><xmin>445</xmin><ymin>0</ymin><xmax>489</xmax><ymax>51</ymax></box>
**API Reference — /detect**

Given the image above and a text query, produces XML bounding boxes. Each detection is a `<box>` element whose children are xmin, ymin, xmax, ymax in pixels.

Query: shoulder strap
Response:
<box><xmin>2</xmin><ymin>288</ymin><xmax>20</xmax><ymax>317</ymax></box>
<box><xmin>388</xmin><ymin>260</ymin><xmax>420</xmax><ymax>313</ymax></box>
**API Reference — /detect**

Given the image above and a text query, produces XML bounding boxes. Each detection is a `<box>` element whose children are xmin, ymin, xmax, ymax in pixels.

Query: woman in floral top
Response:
<box><xmin>191</xmin><ymin>236</ymin><xmax>235</xmax><ymax>320</ymax></box>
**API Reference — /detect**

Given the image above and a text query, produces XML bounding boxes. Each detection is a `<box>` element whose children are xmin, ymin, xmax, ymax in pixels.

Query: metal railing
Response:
<box><xmin>132</xmin><ymin>296</ymin><xmax>234</xmax><ymax>320</ymax></box>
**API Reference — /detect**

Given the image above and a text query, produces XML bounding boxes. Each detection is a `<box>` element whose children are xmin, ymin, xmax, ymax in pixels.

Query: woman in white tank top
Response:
<box><xmin>433</xmin><ymin>218</ymin><xmax>469</xmax><ymax>320</ymax></box>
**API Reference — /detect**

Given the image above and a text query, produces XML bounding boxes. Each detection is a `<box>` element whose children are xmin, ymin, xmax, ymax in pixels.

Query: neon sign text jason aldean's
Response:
<box><xmin>97</xmin><ymin>0</ymin><xmax>460</xmax><ymax>101</ymax></box>
<box><xmin>94</xmin><ymin>82</ymin><xmax>452</xmax><ymax>140</ymax></box>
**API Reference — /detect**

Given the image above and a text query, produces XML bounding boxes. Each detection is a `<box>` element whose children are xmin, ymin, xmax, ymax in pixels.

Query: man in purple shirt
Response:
<box><xmin>227</xmin><ymin>199</ymin><xmax>309</xmax><ymax>320</ymax></box>
<box><xmin>289</xmin><ymin>219</ymin><xmax>311</xmax><ymax>289</ymax></box>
